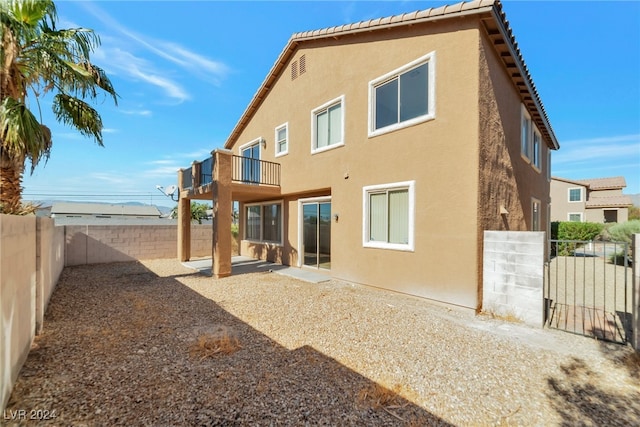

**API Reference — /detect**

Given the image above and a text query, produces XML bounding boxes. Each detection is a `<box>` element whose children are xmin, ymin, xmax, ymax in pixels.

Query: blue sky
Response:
<box><xmin>21</xmin><ymin>0</ymin><xmax>640</xmax><ymax>206</ymax></box>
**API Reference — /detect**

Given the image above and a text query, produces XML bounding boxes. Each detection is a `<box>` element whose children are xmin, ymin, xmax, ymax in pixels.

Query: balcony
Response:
<box><xmin>178</xmin><ymin>151</ymin><xmax>281</xmax><ymax>201</ymax></box>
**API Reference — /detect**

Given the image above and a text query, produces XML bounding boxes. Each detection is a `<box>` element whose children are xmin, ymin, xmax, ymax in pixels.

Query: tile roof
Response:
<box><xmin>51</xmin><ymin>202</ymin><xmax>161</xmax><ymax>217</ymax></box>
<box><xmin>586</xmin><ymin>195</ymin><xmax>633</xmax><ymax>208</ymax></box>
<box><xmin>224</xmin><ymin>0</ymin><xmax>558</xmax><ymax>151</ymax></box>
<box><xmin>552</xmin><ymin>176</ymin><xmax>628</xmax><ymax>190</ymax></box>
<box><xmin>577</xmin><ymin>176</ymin><xmax>627</xmax><ymax>190</ymax></box>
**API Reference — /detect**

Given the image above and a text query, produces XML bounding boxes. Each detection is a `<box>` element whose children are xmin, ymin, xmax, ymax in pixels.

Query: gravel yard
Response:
<box><xmin>4</xmin><ymin>259</ymin><xmax>640</xmax><ymax>426</ymax></box>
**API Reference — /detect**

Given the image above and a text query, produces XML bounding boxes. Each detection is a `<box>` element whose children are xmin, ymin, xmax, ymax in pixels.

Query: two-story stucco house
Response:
<box><xmin>177</xmin><ymin>0</ymin><xmax>559</xmax><ymax>311</ymax></box>
<box><xmin>550</xmin><ymin>176</ymin><xmax>632</xmax><ymax>223</ymax></box>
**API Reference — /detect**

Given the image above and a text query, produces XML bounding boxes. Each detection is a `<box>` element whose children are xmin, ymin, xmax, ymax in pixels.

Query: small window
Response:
<box><xmin>275</xmin><ymin>123</ymin><xmax>288</xmax><ymax>157</ymax></box>
<box><xmin>521</xmin><ymin>106</ymin><xmax>532</xmax><ymax>160</ymax></box>
<box><xmin>244</xmin><ymin>202</ymin><xmax>283</xmax><ymax>244</ymax></box>
<box><xmin>531</xmin><ymin>198</ymin><xmax>541</xmax><ymax>231</ymax></box>
<box><xmin>311</xmin><ymin>96</ymin><xmax>344</xmax><ymax>153</ymax></box>
<box><xmin>363</xmin><ymin>181</ymin><xmax>415</xmax><ymax>251</ymax></box>
<box><xmin>568</xmin><ymin>188</ymin><xmax>582</xmax><ymax>202</ymax></box>
<box><xmin>532</xmin><ymin>129</ymin><xmax>541</xmax><ymax>170</ymax></box>
<box><xmin>568</xmin><ymin>213</ymin><xmax>583</xmax><ymax>222</ymax></box>
<box><xmin>369</xmin><ymin>52</ymin><xmax>435</xmax><ymax>137</ymax></box>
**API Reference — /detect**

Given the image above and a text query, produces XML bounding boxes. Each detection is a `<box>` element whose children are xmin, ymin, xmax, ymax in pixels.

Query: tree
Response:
<box><xmin>170</xmin><ymin>202</ymin><xmax>211</xmax><ymax>224</ymax></box>
<box><xmin>0</xmin><ymin>0</ymin><xmax>117</xmax><ymax>214</ymax></box>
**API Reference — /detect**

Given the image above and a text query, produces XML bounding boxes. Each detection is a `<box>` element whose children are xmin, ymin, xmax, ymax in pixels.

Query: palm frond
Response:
<box><xmin>52</xmin><ymin>93</ymin><xmax>104</xmax><ymax>145</ymax></box>
<box><xmin>0</xmin><ymin>96</ymin><xmax>52</xmax><ymax>169</ymax></box>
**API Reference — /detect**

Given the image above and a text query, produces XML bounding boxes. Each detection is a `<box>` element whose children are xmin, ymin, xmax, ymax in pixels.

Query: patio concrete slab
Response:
<box><xmin>182</xmin><ymin>256</ymin><xmax>330</xmax><ymax>284</ymax></box>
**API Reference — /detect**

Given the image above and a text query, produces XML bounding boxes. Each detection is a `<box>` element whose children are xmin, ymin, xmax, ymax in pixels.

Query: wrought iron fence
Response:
<box><xmin>544</xmin><ymin>239</ymin><xmax>632</xmax><ymax>344</ymax></box>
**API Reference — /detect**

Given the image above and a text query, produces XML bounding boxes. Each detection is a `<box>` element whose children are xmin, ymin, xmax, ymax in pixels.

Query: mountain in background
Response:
<box><xmin>628</xmin><ymin>193</ymin><xmax>640</xmax><ymax>207</ymax></box>
<box><xmin>32</xmin><ymin>200</ymin><xmax>175</xmax><ymax>216</ymax></box>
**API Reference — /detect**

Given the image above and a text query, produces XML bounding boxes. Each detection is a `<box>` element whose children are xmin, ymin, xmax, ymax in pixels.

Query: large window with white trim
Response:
<box><xmin>369</xmin><ymin>52</ymin><xmax>435</xmax><ymax>137</ymax></box>
<box><xmin>244</xmin><ymin>201</ymin><xmax>283</xmax><ymax>244</ymax></box>
<box><xmin>311</xmin><ymin>96</ymin><xmax>344</xmax><ymax>153</ymax></box>
<box><xmin>363</xmin><ymin>181</ymin><xmax>415</xmax><ymax>251</ymax></box>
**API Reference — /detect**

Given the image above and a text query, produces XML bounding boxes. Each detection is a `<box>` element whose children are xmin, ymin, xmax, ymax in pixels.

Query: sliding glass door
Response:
<box><xmin>302</xmin><ymin>201</ymin><xmax>331</xmax><ymax>270</ymax></box>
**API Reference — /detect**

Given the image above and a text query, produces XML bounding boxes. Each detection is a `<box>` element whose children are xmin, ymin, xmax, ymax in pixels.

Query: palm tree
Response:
<box><xmin>0</xmin><ymin>0</ymin><xmax>117</xmax><ymax>214</ymax></box>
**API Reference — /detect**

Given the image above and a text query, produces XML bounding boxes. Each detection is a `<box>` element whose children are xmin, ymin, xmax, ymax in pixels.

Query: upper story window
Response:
<box><xmin>363</xmin><ymin>181</ymin><xmax>415</xmax><ymax>252</ymax></box>
<box><xmin>275</xmin><ymin>123</ymin><xmax>288</xmax><ymax>157</ymax></box>
<box><xmin>568</xmin><ymin>188</ymin><xmax>583</xmax><ymax>202</ymax></box>
<box><xmin>369</xmin><ymin>52</ymin><xmax>436</xmax><ymax>137</ymax></box>
<box><xmin>240</xmin><ymin>138</ymin><xmax>261</xmax><ymax>184</ymax></box>
<box><xmin>311</xmin><ymin>95</ymin><xmax>344</xmax><ymax>154</ymax></box>
<box><xmin>521</xmin><ymin>105</ymin><xmax>542</xmax><ymax>171</ymax></box>
<box><xmin>532</xmin><ymin>130</ymin><xmax>541</xmax><ymax>170</ymax></box>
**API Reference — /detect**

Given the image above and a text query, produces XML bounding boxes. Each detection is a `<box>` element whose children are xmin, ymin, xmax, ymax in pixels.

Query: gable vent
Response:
<box><xmin>291</xmin><ymin>60</ymin><xmax>298</xmax><ymax>80</ymax></box>
<box><xmin>299</xmin><ymin>54</ymin><xmax>306</xmax><ymax>74</ymax></box>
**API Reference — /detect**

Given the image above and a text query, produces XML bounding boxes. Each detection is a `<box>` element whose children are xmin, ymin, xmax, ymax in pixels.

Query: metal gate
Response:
<box><xmin>544</xmin><ymin>239</ymin><xmax>632</xmax><ymax>344</ymax></box>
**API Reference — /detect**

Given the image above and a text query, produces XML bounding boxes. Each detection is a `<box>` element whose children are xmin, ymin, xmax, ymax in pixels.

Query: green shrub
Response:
<box><xmin>609</xmin><ymin>251</ymin><xmax>632</xmax><ymax>266</ymax></box>
<box><xmin>557</xmin><ymin>221</ymin><xmax>604</xmax><ymax>241</ymax></box>
<box><xmin>231</xmin><ymin>223</ymin><xmax>239</xmax><ymax>238</ymax></box>
<box><xmin>552</xmin><ymin>222</ymin><xmax>604</xmax><ymax>256</ymax></box>
<box><xmin>603</xmin><ymin>220</ymin><xmax>640</xmax><ymax>244</ymax></box>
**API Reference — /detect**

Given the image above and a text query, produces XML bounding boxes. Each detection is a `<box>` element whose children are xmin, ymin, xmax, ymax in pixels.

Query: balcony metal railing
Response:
<box><xmin>199</xmin><ymin>156</ymin><xmax>213</xmax><ymax>186</ymax></box>
<box><xmin>232</xmin><ymin>155</ymin><xmax>280</xmax><ymax>186</ymax></box>
<box><xmin>180</xmin><ymin>154</ymin><xmax>280</xmax><ymax>190</ymax></box>
<box><xmin>181</xmin><ymin>167</ymin><xmax>194</xmax><ymax>190</ymax></box>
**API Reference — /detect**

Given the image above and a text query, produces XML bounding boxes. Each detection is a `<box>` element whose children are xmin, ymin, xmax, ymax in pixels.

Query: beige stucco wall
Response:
<box><xmin>65</xmin><ymin>224</ymin><xmax>213</xmax><ymax>266</ymax></box>
<box><xmin>232</xmin><ymin>17</ymin><xmax>551</xmax><ymax>310</ymax></box>
<box><xmin>35</xmin><ymin>218</ymin><xmax>65</xmax><ymax>334</ymax></box>
<box><xmin>585</xmin><ymin>207</ymin><xmax>629</xmax><ymax>223</ymax></box>
<box><xmin>551</xmin><ymin>179</ymin><xmax>587</xmax><ymax>222</ymax></box>
<box><xmin>0</xmin><ymin>215</ymin><xmax>36</xmax><ymax>412</ymax></box>
<box><xmin>551</xmin><ymin>179</ymin><xmax>629</xmax><ymax>223</ymax></box>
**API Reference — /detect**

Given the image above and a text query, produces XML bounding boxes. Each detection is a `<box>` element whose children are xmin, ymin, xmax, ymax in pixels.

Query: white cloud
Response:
<box><xmin>120</xmin><ymin>109</ymin><xmax>152</xmax><ymax>117</ymax></box>
<box><xmin>80</xmin><ymin>1</ymin><xmax>229</xmax><ymax>91</ymax></box>
<box><xmin>554</xmin><ymin>133</ymin><xmax>640</xmax><ymax>165</ymax></box>
<box><xmin>93</xmin><ymin>47</ymin><xmax>190</xmax><ymax>102</ymax></box>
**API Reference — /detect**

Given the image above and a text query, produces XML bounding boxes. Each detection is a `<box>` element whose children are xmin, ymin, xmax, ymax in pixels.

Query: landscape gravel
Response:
<box><xmin>4</xmin><ymin>259</ymin><xmax>640</xmax><ymax>426</ymax></box>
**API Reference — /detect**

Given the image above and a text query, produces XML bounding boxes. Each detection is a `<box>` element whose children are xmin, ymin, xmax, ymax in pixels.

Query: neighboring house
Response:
<box><xmin>550</xmin><ymin>176</ymin><xmax>632</xmax><ymax>223</ymax></box>
<box><xmin>51</xmin><ymin>202</ymin><xmax>162</xmax><ymax>225</ymax></box>
<box><xmin>177</xmin><ymin>0</ymin><xmax>559</xmax><ymax>311</ymax></box>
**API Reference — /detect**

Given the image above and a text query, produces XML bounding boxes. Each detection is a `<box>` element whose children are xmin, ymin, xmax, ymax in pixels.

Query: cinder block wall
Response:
<box><xmin>0</xmin><ymin>215</ymin><xmax>37</xmax><ymax>412</ymax></box>
<box><xmin>482</xmin><ymin>231</ymin><xmax>545</xmax><ymax>327</ymax></box>
<box><xmin>36</xmin><ymin>218</ymin><xmax>65</xmax><ymax>333</ymax></box>
<box><xmin>64</xmin><ymin>224</ymin><xmax>212</xmax><ymax>266</ymax></box>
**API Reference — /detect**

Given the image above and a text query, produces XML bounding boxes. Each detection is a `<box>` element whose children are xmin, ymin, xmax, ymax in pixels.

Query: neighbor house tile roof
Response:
<box><xmin>552</xmin><ymin>176</ymin><xmax>627</xmax><ymax>191</ymax></box>
<box><xmin>224</xmin><ymin>0</ymin><xmax>558</xmax><ymax>151</ymax></box>
<box><xmin>586</xmin><ymin>195</ymin><xmax>633</xmax><ymax>208</ymax></box>
<box><xmin>51</xmin><ymin>202</ymin><xmax>161</xmax><ymax>217</ymax></box>
<box><xmin>577</xmin><ymin>176</ymin><xmax>627</xmax><ymax>190</ymax></box>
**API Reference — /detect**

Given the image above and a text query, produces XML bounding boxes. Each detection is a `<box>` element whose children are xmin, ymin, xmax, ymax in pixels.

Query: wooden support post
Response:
<box><xmin>212</xmin><ymin>149</ymin><xmax>233</xmax><ymax>278</ymax></box>
<box><xmin>177</xmin><ymin>168</ymin><xmax>191</xmax><ymax>262</ymax></box>
<box><xmin>632</xmin><ymin>233</ymin><xmax>639</xmax><ymax>349</ymax></box>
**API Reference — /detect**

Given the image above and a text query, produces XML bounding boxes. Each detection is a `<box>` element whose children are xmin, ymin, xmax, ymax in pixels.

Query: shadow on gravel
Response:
<box><xmin>546</xmin><ymin>356</ymin><xmax>640</xmax><ymax>425</ymax></box>
<box><xmin>5</xmin><ymin>261</ymin><xmax>451</xmax><ymax>426</ymax></box>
